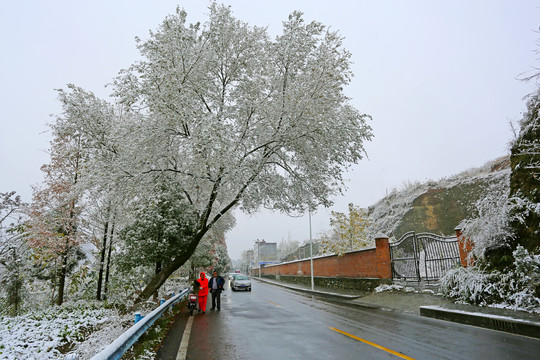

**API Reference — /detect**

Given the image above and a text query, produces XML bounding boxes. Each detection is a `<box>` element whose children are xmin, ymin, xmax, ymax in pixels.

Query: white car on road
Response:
<box><xmin>230</xmin><ymin>274</ymin><xmax>251</xmax><ymax>291</ymax></box>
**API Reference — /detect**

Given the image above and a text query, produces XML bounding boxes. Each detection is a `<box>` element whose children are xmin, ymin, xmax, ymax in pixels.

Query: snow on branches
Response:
<box><xmin>21</xmin><ymin>4</ymin><xmax>372</xmax><ymax>303</ymax></box>
<box><xmin>106</xmin><ymin>4</ymin><xmax>372</xmax><ymax>300</ymax></box>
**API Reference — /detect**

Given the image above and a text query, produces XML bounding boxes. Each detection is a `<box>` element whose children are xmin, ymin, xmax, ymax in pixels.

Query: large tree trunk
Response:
<box><xmin>153</xmin><ymin>261</ymin><xmax>162</xmax><ymax>300</ymax></box>
<box><xmin>133</xmin><ymin>176</ymin><xmax>239</xmax><ymax>304</ymax></box>
<box><xmin>134</xmin><ymin>232</ymin><xmax>204</xmax><ymax>303</ymax></box>
<box><xmin>51</xmin><ymin>259</ymin><xmax>57</xmax><ymax>305</ymax></box>
<box><xmin>104</xmin><ymin>220</ymin><xmax>115</xmax><ymax>299</ymax></box>
<box><xmin>96</xmin><ymin>213</ymin><xmax>110</xmax><ymax>301</ymax></box>
<box><xmin>57</xmin><ymin>161</ymin><xmax>79</xmax><ymax>306</ymax></box>
<box><xmin>57</xmin><ymin>247</ymin><xmax>69</xmax><ymax>306</ymax></box>
<box><xmin>190</xmin><ymin>261</ymin><xmax>195</xmax><ymax>282</ymax></box>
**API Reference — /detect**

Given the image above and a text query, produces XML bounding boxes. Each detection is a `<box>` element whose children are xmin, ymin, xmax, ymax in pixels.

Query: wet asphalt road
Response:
<box><xmin>157</xmin><ymin>278</ymin><xmax>540</xmax><ymax>360</ymax></box>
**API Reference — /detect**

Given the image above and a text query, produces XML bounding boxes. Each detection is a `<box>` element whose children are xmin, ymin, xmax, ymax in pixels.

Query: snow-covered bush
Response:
<box><xmin>440</xmin><ymin>246</ymin><xmax>540</xmax><ymax>313</ymax></box>
<box><xmin>439</xmin><ymin>266</ymin><xmax>501</xmax><ymax>305</ymax></box>
<box><xmin>458</xmin><ymin>169</ymin><xmax>513</xmax><ymax>260</ymax></box>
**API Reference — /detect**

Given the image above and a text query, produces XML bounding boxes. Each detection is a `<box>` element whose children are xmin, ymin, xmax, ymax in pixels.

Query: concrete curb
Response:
<box><xmin>250</xmin><ymin>276</ymin><xmax>362</xmax><ymax>300</ymax></box>
<box><xmin>420</xmin><ymin>305</ymin><xmax>540</xmax><ymax>339</ymax></box>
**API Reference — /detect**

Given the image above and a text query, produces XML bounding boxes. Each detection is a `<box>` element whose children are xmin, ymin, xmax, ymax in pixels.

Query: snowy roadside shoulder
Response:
<box><xmin>0</xmin><ymin>303</ymin><xmax>128</xmax><ymax>360</ymax></box>
<box><xmin>374</xmin><ymin>283</ymin><xmax>440</xmax><ymax>295</ymax></box>
<box><xmin>353</xmin><ymin>283</ymin><xmax>452</xmax><ymax>315</ymax></box>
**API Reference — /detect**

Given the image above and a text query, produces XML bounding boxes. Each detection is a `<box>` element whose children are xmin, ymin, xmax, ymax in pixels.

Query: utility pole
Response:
<box><xmin>256</xmin><ymin>239</ymin><xmax>261</xmax><ymax>279</ymax></box>
<box><xmin>309</xmin><ymin>209</ymin><xmax>314</xmax><ymax>291</ymax></box>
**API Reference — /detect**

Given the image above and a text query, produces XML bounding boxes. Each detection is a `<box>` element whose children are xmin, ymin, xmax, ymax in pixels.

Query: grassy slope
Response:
<box><xmin>368</xmin><ymin>156</ymin><xmax>511</xmax><ymax>238</ymax></box>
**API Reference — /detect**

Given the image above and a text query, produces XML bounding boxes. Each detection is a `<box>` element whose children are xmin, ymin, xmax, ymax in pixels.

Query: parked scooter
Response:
<box><xmin>187</xmin><ymin>291</ymin><xmax>198</xmax><ymax>316</ymax></box>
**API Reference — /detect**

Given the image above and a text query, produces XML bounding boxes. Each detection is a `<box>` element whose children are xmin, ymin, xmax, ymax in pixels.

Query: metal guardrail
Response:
<box><xmin>90</xmin><ymin>287</ymin><xmax>190</xmax><ymax>360</ymax></box>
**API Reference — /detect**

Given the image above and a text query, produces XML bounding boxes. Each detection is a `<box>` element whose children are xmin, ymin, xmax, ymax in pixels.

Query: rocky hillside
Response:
<box><xmin>367</xmin><ymin>156</ymin><xmax>511</xmax><ymax>238</ymax></box>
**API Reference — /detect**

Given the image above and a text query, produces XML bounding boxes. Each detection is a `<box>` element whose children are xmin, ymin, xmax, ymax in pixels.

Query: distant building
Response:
<box><xmin>254</xmin><ymin>239</ymin><xmax>277</xmax><ymax>267</ymax></box>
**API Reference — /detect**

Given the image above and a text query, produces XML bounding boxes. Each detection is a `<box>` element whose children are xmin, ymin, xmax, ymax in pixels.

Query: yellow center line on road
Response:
<box><xmin>330</xmin><ymin>327</ymin><xmax>416</xmax><ymax>360</ymax></box>
<box><xmin>265</xmin><ymin>299</ymin><xmax>283</xmax><ymax>308</ymax></box>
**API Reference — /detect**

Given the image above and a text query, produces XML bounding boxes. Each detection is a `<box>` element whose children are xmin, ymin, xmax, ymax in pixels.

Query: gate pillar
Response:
<box><xmin>455</xmin><ymin>227</ymin><xmax>474</xmax><ymax>268</ymax></box>
<box><xmin>375</xmin><ymin>234</ymin><xmax>392</xmax><ymax>279</ymax></box>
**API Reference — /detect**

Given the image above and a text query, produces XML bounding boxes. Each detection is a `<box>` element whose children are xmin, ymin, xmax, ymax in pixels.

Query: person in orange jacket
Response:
<box><xmin>196</xmin><ymin>272</ymin><xmax>209</xmax><ymax>313</ymax></box>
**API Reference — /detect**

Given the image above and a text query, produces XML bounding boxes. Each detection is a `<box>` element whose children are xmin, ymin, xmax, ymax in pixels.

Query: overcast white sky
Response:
<box><xmin>1</xmin><ymin>1</ymin><xmax>538</xmax><ymax>259</ymax></box>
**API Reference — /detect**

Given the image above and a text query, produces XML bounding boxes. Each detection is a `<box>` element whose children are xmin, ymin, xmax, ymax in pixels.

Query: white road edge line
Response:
<box><xmin>176</xmin><ymin>315</ymin><xmax>194</xmax><ymax>360</ymax></box>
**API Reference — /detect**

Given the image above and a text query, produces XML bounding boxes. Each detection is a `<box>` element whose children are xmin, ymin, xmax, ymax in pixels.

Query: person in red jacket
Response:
<box><xmin>196</xmin><ymin>272</ymin><xmax>209</xmax><ymax>313</ymax></box>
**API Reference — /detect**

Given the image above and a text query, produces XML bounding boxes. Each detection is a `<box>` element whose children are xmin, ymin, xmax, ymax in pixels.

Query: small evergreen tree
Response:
<box><xmin>116</xmin><ymin>180</ymin><xmax>197</xmax><ymax>294</ymax></box>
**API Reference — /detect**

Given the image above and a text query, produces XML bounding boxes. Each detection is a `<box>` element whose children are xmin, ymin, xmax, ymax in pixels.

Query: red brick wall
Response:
<box><xmin>257</xmin><ymin>237</ymin><xmax>391</xmax><ymax>279</ymax></box>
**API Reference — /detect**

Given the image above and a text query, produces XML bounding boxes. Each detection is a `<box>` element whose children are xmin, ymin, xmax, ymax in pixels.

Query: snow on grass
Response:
<box><xmin>375</xmin><ymin>284</ymin><xmax>403</xmax><ymax>292</ymax></box>
<box><xmin>0</xmin><ymin>302</ymin><xmax>121</xmax><ymax>359</ymax></box>
<box><xmin>66</xmin><ymin>311</ymin><xmax>133</xmax><ymax>360</ymax></box>
<box><xmin>375</xmin><ymin>284</ymin><xmax>440</xmax><ymax>295</ymax></box>
<box><xmin>374</xmin><ymin>284</ymin><xmax>416</xmax><ymax>293</ymax></box>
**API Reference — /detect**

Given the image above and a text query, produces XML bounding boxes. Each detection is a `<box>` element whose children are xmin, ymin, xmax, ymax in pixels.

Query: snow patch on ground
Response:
<box><xmin>0</xmin><ymin>303</ymin><xmax>126</xmax><ymax>360</ymax></box>
<box><xmin>66</xmin><ymin>311</ymin><xmax>133</xmax><ymax>359</ymax></box>
<box><xmin>375</xmin><ymin>284</ymin><xmax>417</xmax><ymax>293</ymax></box>
<box><xmin>375</xmin><ymin>284</ymin><xmax>441</xmax><ymax>295</ymax></box>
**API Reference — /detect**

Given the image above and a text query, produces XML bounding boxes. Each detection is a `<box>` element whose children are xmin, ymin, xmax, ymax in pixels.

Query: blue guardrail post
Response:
<box><xmin>134</xmin><ymin>313</ymin><xmax>143</xmax><ymax>324</ymax></box>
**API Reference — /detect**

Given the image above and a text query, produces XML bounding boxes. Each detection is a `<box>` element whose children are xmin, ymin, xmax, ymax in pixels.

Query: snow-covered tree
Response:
<box><xmin>440</xmin><ymin>43</ymin><xmax>540</xmax><ymax>309</ymax></box>
<box><xmin>185</xmin><ymin>236</ymin><xmax>214</xmax><ymax>282</ymax></box>
<box><xmin>213</xmin><ymin>242</ymin><xmax>232</xmax><ymax>275</ymax></box>
<box><xmin>52</xmin><ymin>85</ymin><xmax>137</xmax><ymax>302</ymax></box>
<box><xmin>26</xmin><ymin>116</ymin><xmax>86</xmax><ymax>305</ymax></box>
<box><xmin>239</xmin><ymin>250</ymin><xmax>253</xmax><ymax>274</ymax></box>
<box><xmin>509</xmin><ymin>87</ymin><xmax>540</xmax><ymax>257</ymax></box>
<box><xmin>321</xmin><ymin>203</ymin><xmax>372</xmax><ymax>256</ymax></box>
<box><xmin>0</xmin><ymin>192</ymin><xmax>24</xmax><ymax>260</ymax></box>
<box><xmin>116</xmin><ymin>180</ymin><xmax>198</xmax><ymax>276</ymax></box>
<box><xmin>277</xmin><ymin>238</ymin><xmax>300</xmax><ymax>260</ymax></box>
<box><xmin>0</xmin><ymin>192</ymin><xmax>28</xmax><ymax>315</ymax></box>
<box><xmin>102</xmin><ymin>4</ymin><xmax>372</xmax><ymax>302</ymax></box>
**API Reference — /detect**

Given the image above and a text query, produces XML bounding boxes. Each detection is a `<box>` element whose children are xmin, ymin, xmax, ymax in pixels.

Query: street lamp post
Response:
<box><xmin>309</xmin><ymin>209</ymin><xmax>314</xmax><ymax>291</ymax></box>
<box><xmin>257</xmin><ymin>240</ymin><xmax>261</xmax><ymax>279</ymax></box>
